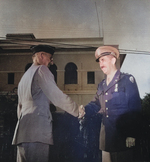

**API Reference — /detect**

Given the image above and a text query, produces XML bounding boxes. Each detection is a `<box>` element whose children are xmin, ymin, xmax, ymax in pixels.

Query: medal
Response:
<box><xmin>114</xmin><ymin>84</ymin><xmax>118</xmax><ymax>92</ymax></box>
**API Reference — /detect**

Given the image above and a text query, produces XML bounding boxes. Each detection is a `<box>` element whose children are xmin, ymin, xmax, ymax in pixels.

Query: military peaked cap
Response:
<box><xmin>95</xmin><ymin>46</ymin><xmax>119</xmax><ymax>62</ymax></box>
<box><xmin>30</xmin><ymin>44</ymin><xmax>55</xmax><ymax>55</ymax></box>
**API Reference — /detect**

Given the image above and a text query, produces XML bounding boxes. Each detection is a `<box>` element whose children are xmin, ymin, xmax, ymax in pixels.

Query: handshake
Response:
<box><xmin>78</xmin><ymin>105</ymin><xmax>86</xmax><ymax>119</ymax></box>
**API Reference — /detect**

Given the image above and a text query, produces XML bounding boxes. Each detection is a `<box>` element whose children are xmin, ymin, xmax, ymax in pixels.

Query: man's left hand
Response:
<box><xmin>126</xmin><ymin>137</ymin><xmax>135</xmax><ymax>148</ymax></box>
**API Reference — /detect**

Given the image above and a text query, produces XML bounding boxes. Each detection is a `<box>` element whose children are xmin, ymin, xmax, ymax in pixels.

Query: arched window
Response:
<box><xmin>65</xmin><ymin>62</ymin><xmax>77</xmax><ymax>84</ymax></box>
<box><xmin>49</xmin><ymin>64</ymin><xmax>57</xmax><ymax>83</ymax></box>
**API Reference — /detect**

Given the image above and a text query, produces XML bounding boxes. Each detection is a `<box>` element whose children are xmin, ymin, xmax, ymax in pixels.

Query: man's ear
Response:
<box><xmin>111</xmin><ymin>57</ymin><xmax>116</xmax><ymax>65</ymax></box>
<box><xmin>40</xmin><ymin>52</ymin><xmax>44</xmax><ymax>59</ymax></box>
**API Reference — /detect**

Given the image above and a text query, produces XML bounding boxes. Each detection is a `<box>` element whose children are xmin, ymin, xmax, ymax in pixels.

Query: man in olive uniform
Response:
<box><xmin>85</xmin><ymin>46</ymin><xmax>141</xmax><ymax>162</ymax></box>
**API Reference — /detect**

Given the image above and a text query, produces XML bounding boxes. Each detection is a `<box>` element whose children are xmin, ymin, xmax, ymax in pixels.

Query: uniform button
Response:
<box><xmin>105</xmin><ymin>100</ymin><xmax>108</xmax><ymax>102</ymax></box>
<box><xmin>106</xmin><ymin>115</ymin><xmax>109</xmax><ymax>118</ymax></box>
<box><xmin>106</xmin><ymin>108</ymin><xmax>108</xmax><ymax>110</ymax></box>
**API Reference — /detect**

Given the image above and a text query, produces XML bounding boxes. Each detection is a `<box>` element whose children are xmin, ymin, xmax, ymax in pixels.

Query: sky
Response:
<box><xmin>121</xmin><ymin>54</ymin><xmax>150</xmax><ymax>99</ymax></box>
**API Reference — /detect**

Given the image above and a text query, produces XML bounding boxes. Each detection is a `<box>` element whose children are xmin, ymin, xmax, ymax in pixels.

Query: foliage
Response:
<box><xmin>142</xmin><ymin>93</ymin><xmax>150</xmax><ymax>123</ymax></box>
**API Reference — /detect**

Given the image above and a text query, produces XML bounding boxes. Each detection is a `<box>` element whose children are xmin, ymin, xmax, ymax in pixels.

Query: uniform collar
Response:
<box><xmin>103</xmin><ymin>70</ymin><xmax>120</xmax><ymax>92</ymax></box>
<box><xmin>97</xmin><ymin>70</ymin><xmax>121</xmax><ymax>95</ymax></box>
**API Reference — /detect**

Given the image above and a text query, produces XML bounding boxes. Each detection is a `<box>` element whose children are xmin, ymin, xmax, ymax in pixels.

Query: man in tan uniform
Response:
<box><xmin>12</xmin><ymin>45</ymin><xmax>85</xmax><ymax>162</ymax></box>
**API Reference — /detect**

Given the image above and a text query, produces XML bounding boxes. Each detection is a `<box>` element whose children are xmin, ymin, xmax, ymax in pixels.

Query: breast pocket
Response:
<box><xmin>111</xmin><ymin>87</ymin><xmax>127</xmax><ymax>106</ymax></box>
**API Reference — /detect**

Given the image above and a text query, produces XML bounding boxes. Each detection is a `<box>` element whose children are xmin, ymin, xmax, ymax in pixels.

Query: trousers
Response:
<box><xmin>102</xmin><ymin>149</ymin><xmax>133</xmax><ymax>162</ymax></box>
<box><xmin>17</xmin><ymin>142</ymin><xmax>49</xmax><ymax>162</ymax></box>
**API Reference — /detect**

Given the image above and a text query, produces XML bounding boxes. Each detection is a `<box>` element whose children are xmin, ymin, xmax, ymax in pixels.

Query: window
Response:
<box><xmin>49</xmin><ymin>64</ymin><xmax>57</xmax><ymax>83</ymax></box>
<box><xmin>87</xmin><ymin>72</ymin><xmax>95</xmax><ymax>84</ymax></box>
<box><xmin>65</xmin><ymin>63</ymin><xmax>77</xmax><ymax>84</ymax></box>
<box><xmin>8</xmin><ymin>73</ymin><xmax>14</xmax><ymax>84</ymax></box>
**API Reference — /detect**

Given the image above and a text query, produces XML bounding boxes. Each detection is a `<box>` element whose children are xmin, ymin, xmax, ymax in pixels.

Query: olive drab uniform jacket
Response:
<box><xmin>86</xmin><ymin>70</ymin><xmax>141</xmax><ymax>152</ymax></box>
<box><xmin>12</xmin><ymin>64</ymin><xmax>79</xmax><ymax>145</ymax></box>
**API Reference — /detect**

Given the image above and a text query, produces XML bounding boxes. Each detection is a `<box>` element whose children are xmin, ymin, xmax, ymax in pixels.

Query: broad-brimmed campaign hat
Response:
<box><xmin>30</xmin><ymin>44</ymin><xmax>55</xmax><ymax>55</ymax></box>
<box><xmin>95</xmin><ymin>46</ymin><xmax>119</xmax><ymax>62</ymax></box>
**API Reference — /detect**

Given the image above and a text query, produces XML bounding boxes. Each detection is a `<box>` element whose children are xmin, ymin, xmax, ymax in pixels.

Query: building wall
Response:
<box><xmin>0</xmin><ymin>54</ymin><xmax>32</xmax><ymax>91</ymax></box>
<box><xmin>0</xmin><ymin>46</ymin><xmax>122</xmax><ymax>107</ymax></box>
<box><xmin>0</xmin><ymin>0</ymin><xmax>149</xmax><ymax>52</ymax></box>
